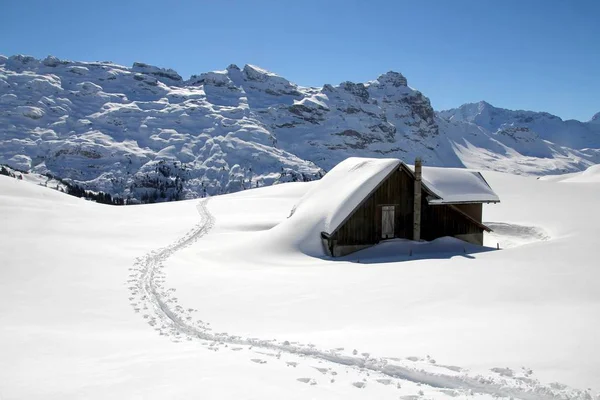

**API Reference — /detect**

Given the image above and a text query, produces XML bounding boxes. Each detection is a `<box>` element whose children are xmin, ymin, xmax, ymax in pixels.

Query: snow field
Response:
<box><xmin>167</xmin><ymin>169</ymin><xmax>600</xmax><ymax>391</ymax></box>
<box><xmin>1</xmin><ymin>167</ymin><xmax>600</xmax><ymax>399</ymax></box>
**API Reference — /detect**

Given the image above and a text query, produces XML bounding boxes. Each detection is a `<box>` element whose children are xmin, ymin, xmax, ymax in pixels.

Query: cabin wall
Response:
<box><xmin>454</xmin><ymin>203</ymin><xmax>483</xmax><ymax>222</ymax></box>
<box><xmin>332</xmin><ymin>168</ymin><xmax>414</xmax><ymax>248</ymax></box>
<box><xmin>420</xmin><ymin>202</ymin><xmax>484</xmax><ymax>245</ymax></box>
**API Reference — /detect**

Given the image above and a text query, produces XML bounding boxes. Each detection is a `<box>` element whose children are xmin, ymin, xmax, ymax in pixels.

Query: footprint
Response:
<box><xmin>352</xmin><ymin>381</ymin><xmax>366</xmax><ymax>389</ymax></box>
<box><xmin>297</xmin><ymin>378</ymin><xmax>317</xmax><ymax>385</ymax></box>
<box><xmin>439</xmin><ymin>389</ymin><xmax>459</xmax><ymax>397</ymax></box>
<box><xmin>251</xmin><ymin>358</ymin><xmax>267</xmax><ymax>364</ymax></box>
<box><xmin>286</xmin><ymin>362</ymin><xmax>298</xmax><ymax>368</ymax></box>
<box><xmin>439</xmin><ymin>365</ymin><xmax>462</xmax><ymax>372</ymax></box>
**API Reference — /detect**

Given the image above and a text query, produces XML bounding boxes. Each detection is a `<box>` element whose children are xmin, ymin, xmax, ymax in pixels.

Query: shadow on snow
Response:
<box><xmin>334</xmin><ymin>237</ymin><xmax>498</xmax><ymax>264</ymax></box>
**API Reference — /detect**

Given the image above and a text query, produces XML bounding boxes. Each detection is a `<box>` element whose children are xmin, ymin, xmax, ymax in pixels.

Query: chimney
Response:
<box><xmin>413</xmin><ymin>157</ymin><xmax>422</xmax><ymax>241</ymax></box>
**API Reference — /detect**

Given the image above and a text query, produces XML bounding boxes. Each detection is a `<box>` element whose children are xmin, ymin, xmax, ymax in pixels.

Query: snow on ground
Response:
<box><xmin>1</xmin><ymin>168</ymin><xmax>599</xmax><ymax>399</ymax></box>
<box><xmin>540</xmin><ymin>164</ymin><xmax>600</xmax><ymax>183</ymax></box>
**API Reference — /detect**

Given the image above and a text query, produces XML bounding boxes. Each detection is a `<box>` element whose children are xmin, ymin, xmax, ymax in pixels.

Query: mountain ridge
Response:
<box><xmin>1</xmin><ymin>54</ymin><xmax>599</xmax><ymax>202</ymax></box>
<box><xmin>4</xmin><ymin>54</ymin><xmax>597</xmax><ymax>122</ymax></box>
<box><xmin>438</xmin><ymin>100</ymin><xmax>600</xmax><ymax>123</ymax></box>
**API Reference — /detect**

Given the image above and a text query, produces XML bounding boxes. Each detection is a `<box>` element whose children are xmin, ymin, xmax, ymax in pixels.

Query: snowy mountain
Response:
<box><xmin>1</xmin><ymin>54</ymin><xmax>599</xmax><ymax>202</ymax></box>
<box><xmin>439</xmin><ymin>100</ymin><xmax>600</xmax><ymax>150</ymax></box>
<box><xmin>0</xmin><ymin>56</ymin><xmax>324</xmax><ymax>202</ymax></box>
<box><xmin>437</xmin><ymin>101</ymin><xmax>600</xmax><ymax>174</ymax></box>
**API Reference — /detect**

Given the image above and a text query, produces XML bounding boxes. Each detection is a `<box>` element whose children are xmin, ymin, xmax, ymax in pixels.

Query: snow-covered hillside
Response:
<box><xmin>438</xmin><ymin>101</ymin><xmax>600</xmax><ymax>174</ymax></box>
<box><xmin>1</xmin><ymin>54</ymin><xmax>600</xmax><ymax>202</ymax></box>
<box><xmin>0</xmin><ymin>55</ymin><xmax>324</xmax><ymax>202</ymax></box>
<box><xmin>1</xmin><ymin>168</ymin><xmax>599</xmax><ymax>399</ymax></box>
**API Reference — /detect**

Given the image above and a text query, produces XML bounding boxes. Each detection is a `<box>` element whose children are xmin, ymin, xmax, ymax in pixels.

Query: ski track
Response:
<box><xmin>127</xmin><ymin>199</ymin><xmax>595</xmax><ymax>400</ymax></box>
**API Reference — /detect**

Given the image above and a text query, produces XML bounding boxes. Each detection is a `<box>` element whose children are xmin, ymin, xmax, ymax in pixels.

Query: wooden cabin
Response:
<box><xmin>318</xmin><ymin>158</ymin><xmax>500</xmax><ymax>257</ymax></box>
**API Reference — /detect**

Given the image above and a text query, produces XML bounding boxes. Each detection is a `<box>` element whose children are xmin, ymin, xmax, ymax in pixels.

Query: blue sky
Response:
<box><xmin>1</xmin><ymin>0</ymin><xmax>599</xmax><ymax>121</ymax></box>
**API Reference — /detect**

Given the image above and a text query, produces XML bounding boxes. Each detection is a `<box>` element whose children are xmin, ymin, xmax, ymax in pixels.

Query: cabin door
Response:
<box><xmin>381</xmin><ymin>205</ymin><xmax>395</xmax><ymax>239</ymax></box>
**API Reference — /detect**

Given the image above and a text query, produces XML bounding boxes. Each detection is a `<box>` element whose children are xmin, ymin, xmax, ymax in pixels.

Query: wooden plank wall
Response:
<box><xmin>454</xmin><ymin>203</ymin><xmax>483</xmax><ymax>221</ymax></box>
<box><xmin>420</xmin><ymin>201</ymin><xmax>483</xmax><ymax>241</ymax></box>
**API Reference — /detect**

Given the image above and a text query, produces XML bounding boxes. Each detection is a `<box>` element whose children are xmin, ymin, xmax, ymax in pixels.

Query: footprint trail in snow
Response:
<box><xmin>127</xmin><ymin>199</ymin><xmax>595</xmax><ymax>400</ymax></box>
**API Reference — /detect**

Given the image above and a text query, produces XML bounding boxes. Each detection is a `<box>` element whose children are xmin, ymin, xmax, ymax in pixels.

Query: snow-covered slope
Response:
<box><xmin>438</xmin><ymin>101</ymin><xmax>600</xmax><ymax>149</ymax></box>
<box><xmin>2</xmin><ymin>54</ymin><xmax>600</xmax><ymax>202</ymax></box>
<box><xmin>438</xmin><ymin>101</ymin><xmax>600</xmax><ymax>174</ymax></box>
<box><xmin>0</xmin><ymin>56</ymin><xmax>323</xmax><ymax>202</ymax></box>
<box><xmin>1</xmin><ymin>169</ymin><xmax>599</xmax><ymax>399</ymax></box>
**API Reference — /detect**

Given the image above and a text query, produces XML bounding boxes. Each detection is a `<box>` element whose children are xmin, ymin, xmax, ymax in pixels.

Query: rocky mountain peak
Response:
<box><xmin>591</xmin><ymin>112</ymin><xmax>600</xmax><ymax>123</ymax></box>
<box><xmin>339</xmin><ymin>81</ymin><xmax>369</xmax><ymax>102</ymax></box>
<box><xmin>242</xmin><ymin>64</ymin><xmax>279</xmax><ymax>81</ymax></box>
<box><xmin>477</xmin><ymin>100</ymin><xmax>493</xmax><ymax>110</ymax></box>
<box><xmin>132</xmin><ymin>62</ymin><xmax>183</xmax><ymax>82</ymax></box>
<box><xmin>437</xmin><ymin>101</ymin><xmax>496</xmax><ymax>124</ymax></box>
<box><xmin>192</xmin><ymin>70</ymin><xmax>232</xmax><ymax>87</ymax></box>
<box><xmin>240</xmin><ymin>64</ymin><xmax>299</xmax><ymax>97</ymax></box>
<box><xmin>42</xmin><ymin>55</ymin><xmax>70</xmax><ymax>67</ymax></box>
<box><xmin>376</xmin><ymin>71</ymin><xmax>408</xmax><ymax>87</ymax></box>
<box><xmin>5</xmin><ymin>54</ymin><xmax>40</xmax><ymax>71</ymax></box>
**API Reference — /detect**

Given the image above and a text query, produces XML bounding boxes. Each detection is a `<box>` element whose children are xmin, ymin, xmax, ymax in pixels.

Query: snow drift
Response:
<box><xmin>1</xmin><ymin>169</ymin><xmax>600</xmax><ymax>398</ymax></box>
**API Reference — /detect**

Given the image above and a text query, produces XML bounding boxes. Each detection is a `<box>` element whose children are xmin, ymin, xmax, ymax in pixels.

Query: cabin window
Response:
<box><xmin>381</xmin><ymin>205</ymin><xmax>395</xmax><ymax>239</ymax></box>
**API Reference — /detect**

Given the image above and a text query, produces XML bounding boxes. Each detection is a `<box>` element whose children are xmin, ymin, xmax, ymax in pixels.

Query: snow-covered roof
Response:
<box><xmin>291</xmin><ymin>157</ymin><xmax>401</xmax><ymax>235</ymax></box>
<box><xmin>290</xmin><ymin>157</ymin><xmax>499</xmax><ymax>237</ymax></box>
<box><xmin>420</xmin><ymin>166</ymin><xmax>500</xmax><ymax>204</ymax></box>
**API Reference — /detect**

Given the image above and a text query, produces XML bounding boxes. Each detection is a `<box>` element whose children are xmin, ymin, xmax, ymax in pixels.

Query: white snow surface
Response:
<box><xmin>540</xmin><ymin>164</ymin><xmax>600</xmax><ymax>183</ymax></box>
<box><xmin>1</xmin><ymin>169</ymin><xmax>600</xmax><ymax>399</ymax></box>
<box><xmin>560</xmin><ymin>164</ymin><xmax>600</xmax><ymax>183</ymax></box>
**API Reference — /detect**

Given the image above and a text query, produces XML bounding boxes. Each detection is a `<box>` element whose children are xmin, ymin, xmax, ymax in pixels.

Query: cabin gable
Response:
<box><xmin>330</xmin><ymin>168</ymin><xmax>414</xmax><ymax>255</ymax></box>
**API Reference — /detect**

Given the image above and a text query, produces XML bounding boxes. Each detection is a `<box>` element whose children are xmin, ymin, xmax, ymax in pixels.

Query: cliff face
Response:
<box><xmin>1</xmin><ymin>54</ymin><xmax>599</xmax><ymax>202</ymax></box>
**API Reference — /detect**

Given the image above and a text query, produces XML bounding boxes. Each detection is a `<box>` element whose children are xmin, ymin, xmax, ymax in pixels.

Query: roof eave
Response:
<box><xmin>427</xmin><ymin>199</ymin><xmax>501</xmax><ymax>205</ymax></box>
